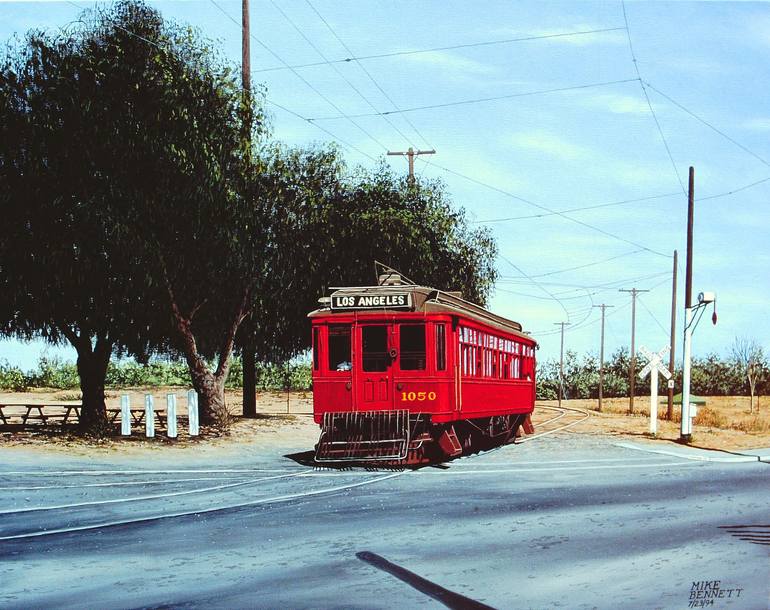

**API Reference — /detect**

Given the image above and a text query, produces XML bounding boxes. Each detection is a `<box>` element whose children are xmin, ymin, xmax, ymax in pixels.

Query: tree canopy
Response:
<box><xmin>0</xmin><ymin>0</ymin><xmax>499</xmax><ymax>432</ymax></box>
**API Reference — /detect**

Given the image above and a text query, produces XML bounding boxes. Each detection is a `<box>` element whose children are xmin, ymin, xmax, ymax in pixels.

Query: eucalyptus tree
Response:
<box><xmin>0</xmin><ymin>1</ymin><xmax>263</xmax><ymax>430</ymax></box>
<box><xmin>239</xmin><ymin>158</ymin><xmax>498</xmax><ymax>368</ymax></box>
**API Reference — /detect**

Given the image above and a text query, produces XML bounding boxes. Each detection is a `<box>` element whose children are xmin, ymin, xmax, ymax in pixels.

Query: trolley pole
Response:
<box><xmin>681</xmin><ymin>167</ymin><xmax>695</xmax><ymax>442</ymax></box>
<box><xmin>593</xmin><ymin>304</ymin><xmax>614</xmax><ymax>412</ymax></box>
<box><xmin>387</xmin><ymin>147</ymin><xmax>436</xmax><ymax>183</ymax></box>
<box><xmin>554</xmin><ymin>322</ymin><xmax>571</xmax><ymax>408</ymax></box>
<box><xmin>667</xmin><ymin>250</ymin><xmax>678</xmax><ymax>420</ymax></box>
<box><xmin>619</xmin><ymin>287</ymin><xmax>649</xmax><ymax>414</ymax></box>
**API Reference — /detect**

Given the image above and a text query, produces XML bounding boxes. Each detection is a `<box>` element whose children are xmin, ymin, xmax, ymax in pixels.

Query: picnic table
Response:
<box><xmin>107</xmin><ymin>407</ymin><xmax>167</xmax><ymax>427</ymax></box>
<box><xmin>0</xmin><ymin>404</ymin><xmax>81</xmax><ymax>426</ymax></box>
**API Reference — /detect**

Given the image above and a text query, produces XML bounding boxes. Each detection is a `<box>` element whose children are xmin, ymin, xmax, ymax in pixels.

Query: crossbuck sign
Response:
<box><xmin>638</xmin><ymin>346</ymin><xmax>672</xmax><ymax>435</ymax></box>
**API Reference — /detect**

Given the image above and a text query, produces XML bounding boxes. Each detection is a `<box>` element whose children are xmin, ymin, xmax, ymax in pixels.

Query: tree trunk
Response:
<box><xmin>242</xmin><ymin>346</ymin><xmax>257</xmax><ymax>417</ymax></box>
<box><xmin>185</xmin><ymin>353</ymin><xmax>230</xmax><ymax>430</ymax></box>
<box><xmin>76</xmin><ymin>340</ymin><xmax>112</xmax><ymax>434</ymax></box>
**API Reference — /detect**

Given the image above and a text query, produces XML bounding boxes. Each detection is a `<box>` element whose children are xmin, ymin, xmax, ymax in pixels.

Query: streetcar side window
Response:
<box><xmin>328</xmin><ymin>325</ymin><xmax>351</xmax><ymax>372</ymax></box>
<box><xmin>400</xmin><ymin>324</ymin><xmax>426</xmax><ymax>370</ymax></box>
<box><xmin>313</xmin><ymin>328</ymin><xmax>320</xmax><ymax>370</ymax></box>
<box><xmin>435</xmin><ymin>324</ymin><xmax>446</xmax><ymax>371</ymax></box>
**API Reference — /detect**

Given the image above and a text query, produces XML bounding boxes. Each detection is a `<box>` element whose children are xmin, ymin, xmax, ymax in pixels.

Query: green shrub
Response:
<box><xmin>0</xmin><ymin>361</ymin><xmax>29</xmax><ymax>391</ymax></box>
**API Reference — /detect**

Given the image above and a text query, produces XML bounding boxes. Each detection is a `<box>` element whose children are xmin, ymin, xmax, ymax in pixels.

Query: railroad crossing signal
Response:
<box><xmin>639</xmin><ymin>346</ymin><xmax>672</xmax><ymax>435</ymax></box>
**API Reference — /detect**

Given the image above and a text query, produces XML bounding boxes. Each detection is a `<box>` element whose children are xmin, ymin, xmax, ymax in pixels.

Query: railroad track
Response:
<box><xmin>516</xmin><ymin>404</ymin><xmax>591</xmax><ymax>443</ymax></box>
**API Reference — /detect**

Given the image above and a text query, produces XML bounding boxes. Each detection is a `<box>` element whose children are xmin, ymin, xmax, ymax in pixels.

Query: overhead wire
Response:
<box><xmin>267</xmin><ymin>0</ymin><xmax>417</xmax><ymax>150</ymax></box>
<box><xmin>209</xmin><ymin>0</ymin><xmax>389</xmax><ymax>153</ymax></box>
<box><xmin>621</xmin><ymin>0</ymin><xmax>686</xmax><ymax>195</ymax></box>
<box><xmin>644</xmin><ymin>81</ymin><xmax>770</xmax><ymax>169</ymax></box>
<box><xmin>421</xmin><ymin>158</ymin><xmax>671</xmax><ymax>257</ymax></box>
<box><xmin>637</xmin><ymin>295</ymin><xmax>670</xmax><ymax>340</ymax></box>
<box><xmin>307</xmin><ymin>78</ymin><xmax>641</xmax><ymax>120</ymax></box>
<box><xmin>499</xmin><ymin>254</ymin><xmax>572</xmax><ymax>322</ymax></box>
<box><xmin>251</xmin><ymin>26</ymin><xmax>630</xmax><ymax>74</ymax></box>
<box><xmin>305</xmin><ymin>0</ymin><xmax>433</xmax><ymax>150</ymax></box>
<box><xmin>500</xmin><ymin>249</ymin><xmax>644</xmax><ymax>279</ymax></box>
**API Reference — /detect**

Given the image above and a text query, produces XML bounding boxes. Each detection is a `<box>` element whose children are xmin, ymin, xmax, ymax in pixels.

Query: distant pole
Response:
<box><xmin>667</xmin><ymin>250</ymin><xmax>678</xmax><ymax>420</ymax></box>
<box><xmin>619</xmin><ymin>287</ymin><xmax>649</xmax><ymax>414</ymax></box>
<box><xmin>681</xmin><ymin>167</ymin><xmax>695</xmax><ymax>442</ymax></box>
<box><xmin>593</xmin><ymin>304</ymin><xmax>614</xmax><ymax>412</ymax></box>
<box><xmin>387</xmin><ymin>147</ymin><xmax>436</xmax><ymax>183</ymax></box>
<box><xmin>554</xmin><ymin>322</ymin><xmax>571</xmax><ymax>407</ymax></box>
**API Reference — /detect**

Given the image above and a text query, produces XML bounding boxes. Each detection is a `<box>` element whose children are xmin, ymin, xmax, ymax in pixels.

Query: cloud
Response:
<box><xmin>400</xmin><ymin>50</ymin><xmax>496</xmax><ymax>76</ymax></box>
<box><xmin>741</xmin><ymin>118</ymin><xmax>770</xmax><ymax>132</ymax></box>
<box><xmin>580</xmin><ymin>92</ymin><xmax>652</xmax><ymax>115</ymax></box>
<box><xmin>508</xmin><ymin>131</ymin><xmax>591</xmax><ymax>162</ymax></box>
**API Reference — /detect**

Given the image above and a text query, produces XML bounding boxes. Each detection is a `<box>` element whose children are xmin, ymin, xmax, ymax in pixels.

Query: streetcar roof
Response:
<box><xmin>308</xmin><ymin>284</ymin><xmax>531</xmax><ymax>340</ymax></box>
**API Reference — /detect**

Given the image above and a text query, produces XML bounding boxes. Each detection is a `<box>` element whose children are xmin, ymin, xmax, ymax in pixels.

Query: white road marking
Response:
<box><xmin>415</xmin><ymin>461</ymin><xmax>706</xmax><ymax>474</ymax></box>
<box><xmin>0</xmin><ymin>471</ymin><xmax>405</xmax><ymax>541</ymax></box>
<box><xmin>0</xmin><ymin>477</ymin><xmax>251</xmax><ymax>491</ymax></box>
<box><xmin>0</xmin><ymin>468</ymin><xmax>294</xmax><ymax>476</ymax></box>
<box><xmin>614</xmin><ymin>442</ymin><xmax>762</xmax><ymax>463</ymax></box>
<box><xmin>0</xmin><ymin>471</ymin><xmax>314</xmax><ymax>515</ymax></box>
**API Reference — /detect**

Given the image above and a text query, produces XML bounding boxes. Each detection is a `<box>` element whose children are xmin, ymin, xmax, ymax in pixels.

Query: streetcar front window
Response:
<box><xmin>362</xmin><ymin>326</ymin><xmax>389</xmax><ymax>372</ymax></box>
<box><xmin>328</xmin><ymin>325</ymin><xmax>351</xmax><ymax>371</ymax></box>
<box><xmin>400</xmin><ymin>324</ymin><xmax>426</xmax><ymax>370</ymax></box>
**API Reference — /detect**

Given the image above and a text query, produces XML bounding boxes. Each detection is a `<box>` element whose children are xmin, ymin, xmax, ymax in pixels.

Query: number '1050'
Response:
<box><xmin>401</xmin><ymin>391</ymin><xmax>436</xmax><ymax>401</ymax></box>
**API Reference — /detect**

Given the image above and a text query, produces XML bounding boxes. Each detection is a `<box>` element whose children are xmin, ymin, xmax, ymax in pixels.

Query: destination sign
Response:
<box><xmin>331</xmin><ymin>293</ymin><xmax>412</xmax><ymax>310</ymax></box>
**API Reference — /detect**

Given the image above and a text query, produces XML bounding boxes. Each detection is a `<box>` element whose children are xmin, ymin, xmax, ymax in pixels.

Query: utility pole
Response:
<box><xmin>554</xmin><ymin>322</ymin><xmax>571</xmax><ymax>408</ymax></box>
<box><xmin>667</xmin><ymin>250</ymin><xmax>678</xmax><ymax>420</ymax></box>
<box><xmin>593</xmin><ymin>304</ymin><xmax>614</xmax><ymax>412</ymax></box>
<box><xmin>241</xmin><ymin>0</ymin><xmax>257</xmax><ymax>419</ymax></box>
<box><xmin>387</xmin><ymin>147</ymin><xmax>436</xmax><ymax>183</ymax></box>
<box><xmin>619</xmin><ymin>287</ymin><xmax>649</xmax><ymax>414</ymax></box>
<box><xmin>681</xmin><ymin>167</ymin><xmax>695</xmax><ymax>442</ymax></box>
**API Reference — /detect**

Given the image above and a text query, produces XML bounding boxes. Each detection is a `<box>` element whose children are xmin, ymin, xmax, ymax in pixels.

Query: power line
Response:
<box><xmin>501</xmin><ymin>249</ymin><xmax>645</xmax><ymax>279</ymax></box>
<box><xmin>472</xmin><ymin>191</ymin><xmax>681</xmax><ymax>224</ymax></box>
<box><xmin>305</xmin><ymin>0</ymin><xmax>433</xmax><ymax>150</ymax></box>
<box><xmin>421</xmin><ymin>158</ymin><xmax>671</xmax><ymax>257</ymax></box>
<box><xmin>209</xmin><ymin>0</ymin><xmax>389</xmax><ymax>153</ymax></box>
<box><xmin>499</xmin><ymin>254</ymin><xmax>572</xmax><ymax>322</ymax></box>
<box><xmin>251</xmin><ymin>26</ymin><xmax>630</xmax><ymax>74</ymax></box>
<box><xmin>621</xmin><ymin>0</ymin><xmax>686</xmax><ymax>195</ymax></box>
<box><xmin>644</xmin><ymin>81</ymin><xmax>770</xmax><ymax>169</ymax></box>
<box><xmin>308</xmin><ymin>78</ymin><xmax>640</xmax><ymax>120</ymax></box>
<box><xmin>268</xmin><ymin>0</ymin><xmax>413</xmax><ymax>150</ymax></box>
<box><xmin>469</xmin><ymin>172</ymin><xmax>770</xmax><ymax>225</ymax></box>
<box><xmin>637</xmin><ymin>295</ymin><xmax>669</xmax><ymax>340</ymax></box>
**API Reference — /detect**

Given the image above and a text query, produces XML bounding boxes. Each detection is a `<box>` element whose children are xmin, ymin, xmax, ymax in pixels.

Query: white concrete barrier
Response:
<box><xmin>120</xmin><ymin>394</ymin><xmax>131</xmax><ymax>436</ymax></box>
<box><xmin>187</xmin><ymin>390</ymin><xmax>199</xmax><ymax>436</ymax></box>
<box><xmin>167</xmin><ymin>393</ymin><xmax>177</xmax><ymax>438</ymax></box>
<box><xmin>145</xmin><ymin>394</ymin><xmax>155</xmax><ymax>438</ymax></box>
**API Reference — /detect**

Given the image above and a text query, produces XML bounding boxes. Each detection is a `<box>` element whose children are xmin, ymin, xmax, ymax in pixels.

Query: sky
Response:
<box><xmin>1</xmin><ymin>0</ymin><xmax>769</xmax><ymax>370</ymax></box>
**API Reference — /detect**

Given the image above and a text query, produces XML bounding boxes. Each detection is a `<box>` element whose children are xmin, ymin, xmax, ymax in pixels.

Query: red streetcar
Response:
<box><xmin>309</xmin><ymin>272</ymin><xmax>536</xmax><ymax>464</ymax></box>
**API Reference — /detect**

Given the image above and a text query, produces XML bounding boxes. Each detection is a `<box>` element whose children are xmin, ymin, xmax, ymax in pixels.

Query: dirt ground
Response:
<box><xmin>1</xmin><ymin>388</ymin><xmax>768</xmax><ymax>453</ymax></box>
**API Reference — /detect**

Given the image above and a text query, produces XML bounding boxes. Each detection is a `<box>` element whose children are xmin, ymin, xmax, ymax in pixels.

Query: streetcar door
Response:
<box><xmin>356</xmin><ymin>323</ymin><xmax>394</xmax><ymax>410</ymax></box>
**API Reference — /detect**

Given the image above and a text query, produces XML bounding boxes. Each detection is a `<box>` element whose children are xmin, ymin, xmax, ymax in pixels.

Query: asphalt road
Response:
<box><xmin>1</xmin><ymin>433</ymin><xmax>768</xmax><ymax>610</ymax></box>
